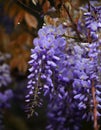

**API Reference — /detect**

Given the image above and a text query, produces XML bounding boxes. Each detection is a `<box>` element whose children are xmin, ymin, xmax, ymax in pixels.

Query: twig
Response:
<box><xmin>87</xmin><ymin>29</ymin><xmax>92</xmax><ymax>43</ymax></box>
<box><xmin>15</xmin><ymin>0</ymin><xmax>41</xmax><ymax>17</ymax></box>
<box><xmin>63</xmin><ymin>4</ymin><xmax>83</xmax><ymax>42</ymax></box>
<box><xmin>91</xmin><ymin>79</ymin><xmax>99</xmax><ymax>130</ymax></box>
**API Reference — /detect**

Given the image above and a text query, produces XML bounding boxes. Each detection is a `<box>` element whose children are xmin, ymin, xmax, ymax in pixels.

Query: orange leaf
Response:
<box><xmin>32</xmin><ymin>0</ymin><xmax>38</xmax><ymax>5</ymax></box>
<box><xmin>39</xmin><ymin>0</ymin><xmax>43</xmax><ymax>5</ymax></box>
<box><xmin>25</xmin><ymin>13</ymin><xmax>38</xmax><ymax>29</ymax></box>
<box><xmin>14</xmin><ymin>10</ymin><xmax>25</xmax><ymax>26</ymax></box>
<box><xmin>54</xmin><ymin>0</ymin><xmax>61</xmax><ymax>7</ymax></box>
<box><xmin>42</xmin><ymin>0</ymin><xmax>51</xmax><ymax>13</ymax></box>
<box><xmin>44</xmin><ymin>15</ymin><xmax>59</xmax><ymax>26</ymax></box>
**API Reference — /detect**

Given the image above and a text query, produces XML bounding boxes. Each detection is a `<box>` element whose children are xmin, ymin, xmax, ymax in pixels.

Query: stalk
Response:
<box><xmin>63</xmin><ymin>4</ymin><xmax>83</xmax><ymax>42</ymax></box>
<box><xmin>91</xmin><ymin>80</ymin><xmax>99</xmax><ymax>130</ymax></box>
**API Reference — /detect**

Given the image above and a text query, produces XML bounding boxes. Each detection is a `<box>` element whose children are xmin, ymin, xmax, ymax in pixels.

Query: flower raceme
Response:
<box><xmin>25</xmin><ymin>24</ymin><xmax>67</xmax><ymax>117</ymax></box>
<box><xmin>0</xmin><ymin>52</ymin><xmax>12</xmax><ymax>87</ymax></box>
<box><xmin>0</xmin><ymin>52</ymin><xmax>13</xmax><ymax>129</ymax></box>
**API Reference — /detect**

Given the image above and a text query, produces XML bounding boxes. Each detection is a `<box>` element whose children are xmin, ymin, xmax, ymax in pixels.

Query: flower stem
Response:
<box><xmin>63</xmin><ymin>4</ymin><xmax>83</xmax><ymax>42</ymax></box>
<box><xmin>91</xmin><ymin>80</ymin><xmax>99</xmax><ymax>130</ymax></box>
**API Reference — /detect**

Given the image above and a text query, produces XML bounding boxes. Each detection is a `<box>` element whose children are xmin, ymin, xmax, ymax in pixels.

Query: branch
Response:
<box><xmin>91</xmin><ymin>79</ymin><xmax>99</xmax><ymax>130</ymax></box>
<box><xmin>63</xmin><ymin>4</ymin><xmax>83</xmax><ymax>42</ymax></box>
<box><xmin>15</xmin><ymin>0</ymin><xmax>41</xmax><ymax>17</ymax></box>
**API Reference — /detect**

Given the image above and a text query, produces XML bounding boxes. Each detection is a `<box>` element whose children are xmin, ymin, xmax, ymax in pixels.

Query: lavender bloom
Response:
<box><xmin>0</xmin><ymin>89</ymin><xmax>13</xmax><ymax>108</ymax></box>
<box><xmin>73</xmin><ymin>4</ymin><xmax>101</xmax><ymax>124</ymax></box>
<box><xmin>0</xmin><ymin>52</ymin><xmax>13</xmax><ymax>129</ymax></box>
<box><xmin>0</xmin><ymin>89</ymin><xmax>13</xmax><ymax>130</ymax></box>
<box><xmin>84</xmin><ymin>5</ymin><xmax>101</xmax><ymax>41</ymax></box>
<box><xmin>86</xmin><ymin>5</ymin><xmax>101</xmax><ymax>118</ymax></box>
<box><xmin>0</xmin><ymin>64</ymin><xmax>12</xmax><ymax>87</ymax></box>
<box><xmin>46</xmin><ymin>86</ymin><xmax>82</xmax><ymax>130</ymax></box>
<box><xmin>61</xmin><ymin>43</ymin><xmax>94</xmax><ymax>120</ymax></box>
<box><xmin>26</xmin><ymin>24</ymin><xmax>67</xmax><ymax>117</ymax></box>
<box><xmin>0</xmin><ymin>52</ymin><xmax>12</xmax><ymax>87</ymax></box>
<box><xmin>0</xmin><ymin>52</ymin><xmax>11</xmax><ymax>63</ymax></box>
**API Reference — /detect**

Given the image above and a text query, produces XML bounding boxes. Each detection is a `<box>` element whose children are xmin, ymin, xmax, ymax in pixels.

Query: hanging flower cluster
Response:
<box><xmin>26</xmin><ymin>3</ymin><xmax>101</xmax><ymax>130</ymax></box>
<box><xmin>0</xmin><ymin>52</ymin><xmax>13</xmax><ymax>129</ymax></box>
<box><xmin>0</xmin><ymin>53</ymin><xmax>12</xmax><ymax>87</ymax></box>
<box><xmin>25</xmin><ymin>24</ymin><xmax>67</xmax><ymax>117</ymax></box>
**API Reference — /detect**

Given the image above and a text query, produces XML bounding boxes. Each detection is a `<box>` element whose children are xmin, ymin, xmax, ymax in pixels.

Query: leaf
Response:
<box><xmin>64</xmin><ymin>1</ymin><xmax>72</xmax><ymax>12</ymax></box>
<box><xmin>10</xmin><ymin>52</ymin><xmax>29</xmax><ymax>73</ymax></box>
<box><xmin>38</xmin><ymin>0</ymin><xmax>43</xmax><ymax>5</ymax></box>
<box><xmin>4</xmin><ymin>2</ymin><xmax>21</xmax><ymax>18</ymax></box>
<box><xmin>60</xmin><ymin>5</ymin><xmax>68</xmax><ymax>18</ymax></box>
<box><xmin>14</xmin><ymin>10</ymin><xmax>25</xmax><ymax>26</ymax></box>
<box><xmin>54</xmin><ymin>0</ymin><xmax>61</xmax><ymax>7</ymax></box>
<box><xmin>44</xmin><ymin>15</ymin><xmax>59</xmax><ymax>26</ymax></box>
<box><xmin>42</xmin><ymin>0</ymin><xmax>51</xmax><ymax>13</ymax></box>
<box><xmin>25</xmin><ymin>12</ymin><xmax>38</xmax><ymax>29</ymax></box>
<box><xmin>7</xmin><ymin>32</ymin><xmax>33</xmax><ymax>73</ymax></box>
<box><xmin>32</xmin><ymin>0</ymin><xmax>38</xmax><ymax>5</ymax></box>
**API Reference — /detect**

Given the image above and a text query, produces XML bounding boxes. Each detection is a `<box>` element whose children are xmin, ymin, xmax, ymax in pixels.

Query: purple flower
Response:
<box><xmin>0</xmin><ymin>89</ymin><xmax>13</xmax><ymax>108</ymax></box>
<box><xmin>26</xmin><ymin>24</ymin><xmax>67</xmax><ymax>117</ymax></box>
<box><xmin>84</xmin><ymin>5</ymin><xmax>101</xmax><ymax>41</ymax></box>
<box><xmin>46</xmin><ymin>86</ymin><xmax>82</xmax><ymax>130</ymax></box>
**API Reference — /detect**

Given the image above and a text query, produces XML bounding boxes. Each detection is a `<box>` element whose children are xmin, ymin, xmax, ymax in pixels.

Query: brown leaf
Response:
<box><xmin>7</xmin><ymin>32</ymin><xmax>33</xmax><ymax>73</ymax></box>
<box><xmin>32</xmin><ymin>0</ymin><xmax>38</xmax><ymax>5</ymax></box>
<box><xmin>54</xmin><ymin>0</ymin><xmax>61</xmax><ymax>7</ymax></box>
<box><xmin>44</xmin><ymin>15</ymin><xmax>59</xmax><ymax>26</ymax></box>
<box><xmin>10</xmin><ymin>56</ymin><xmax>28</xmax><ymax>73</ymax></box>
<box><xmin>25</xmin><ymin>12</ymin><xmax>38</xmax><ymax>28</ymax></box>
<box><xmin>4</xmin><ymin>2</ymin><xmax>22</xmax><ymax>18</ymax></box>
<box><xmin>39</xmin><ymin>0</ymin><xmax>43</xmax><ymax>5</ymax></box>
<box><xmin>42</xmin><ymin>0</ymin><xmax>51</xmax><ymax>13</ymax></box>
<box><xmin>14</xmin><ymin>10</ymin><xmax>25</xmax><ymax>26</ymax></box>
<box><xmin>64</xmin><ymin>1</ymin><xmax>72</xmax><ymax>11</ymax></box>
<box><xmin>60</xmin><ymin>6</ymin><xmax>68</xmax><ymax>18</ymax></box>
